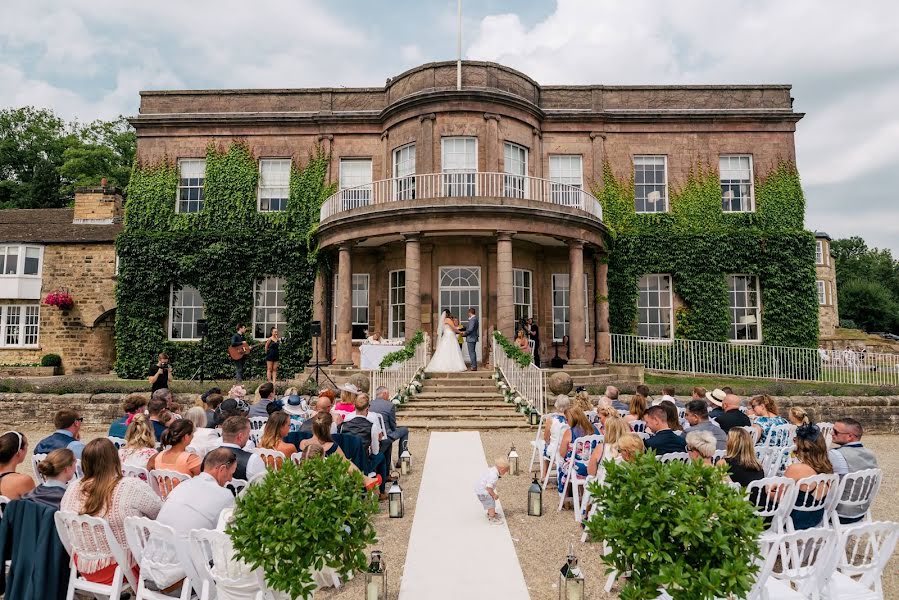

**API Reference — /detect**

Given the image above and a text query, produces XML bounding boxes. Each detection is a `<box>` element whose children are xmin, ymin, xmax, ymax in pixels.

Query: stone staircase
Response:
<box><xmin>398</xmin><ymin>369</ymin><xmax>533</xmax><ymax>430</ymax></box>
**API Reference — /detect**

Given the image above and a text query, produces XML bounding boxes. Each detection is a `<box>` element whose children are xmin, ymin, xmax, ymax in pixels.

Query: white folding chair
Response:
<box><xmin>630</xmin><ymin>420</ymin><xmax>647</xmax><ymax>433</ymax></box>
<box><xmin>741</xmin><ymin>425</ymin><xmax>760</xmax><ymax>445</ymax></box>
<box><xmin>528</xmin><ymin>413</ymin><xmax>548</xmax><ymax>474</ymax></box>
<box><xmin>634</xmin><ymin>431</ymin><xmax>650</xmax><ymax>441</ymax></box>
<box><xmin>657</xmin><ymin>452</ymin><xmax>690</xmax><ymax>464</ymax></box>
<box><xmin>290</xmin><ymin>452</ymin><xmax>303</xmax><ymax>466</ymax></box>
<box><xmin>745</xmin><ymin>476</ymin><xmax>797</xmax><ymax>535</ymax></box>
<box><xmin>677</xmin><ymin>407</ymin><xmax>686</xmax><ymax>420</ymax></box>
<box><xmin>616</xmin><ymin>409</ymin><xmax>629</xmax><ymax>418</ymax></box>
<box><xmin>226</xmin><ymin>478</ymin><xmax>248</xmax><ymax>497</ymax></box>
<box><xmin>761</xmin><ymin>424</ymin><xmax>793</xmax><ymax>450</ymax></box>
<box><xmin>541</xmin><ymin>423</ymin><xmax>568</xmax><ymax>491</ymax></box>
<box><xmin>826</xmin><ymin>521</ymin><xmax>899</xmax><ymax>600</ymax></box>
<box><xmin>557</xmin><ymin>434</ymin><xmax>603</xmax><ymax>522</ymax></box>
<box><xmin>757</xmin><ymin>445</ymin><xmax>794</xmax><ymax>478</ymax></box>
<box><xmin>787</xmin><ymin>473</ymin><xmax>840</xmax><ymax>532</ymax></box>
<box><xmin>713</xmin><ymin>449</ymin><xmax>726</xmax><ymax>463</ymax></box>
<box><xmin>124</xmin><ymin>517</ymin><xmax>192</xmax><ymax>600</ymax></box>
<box><xmin>249</xmin><ymin>431</ymin><xmax>261</xmax><ymax>446</ymax></box>
<box><xmin>829</xmin><ymin>468</ymin><xmax>882</xmax><ymax>531</ymax></box>
<box><xmin>74</xmin><ymin>459</ymin><xmax>84</xmax><ymax>480</ymax></box>
<box><xmin>123</xmin><ymin>465</ymin><xmax>150</xmax><ymax>481</ymax></box>
<box><xmin>149</xmin><ymin>469</ymin><xmax>191</xmax><ymax>500</ymax></box>
<box><xmin>108</xmin><ymin>436</ymin><xmax>127</xmax><ymax>449</ymax></box>
<box><xmin>187</xmin><ymin>529</ymin><xmax>260</xmax><ymax>600</ymax></box>
<box><xmin>54</xmin><ymin>511</ymin><xmax>139</xmax><ymax>600</ymax></box>
<box><xmin>253</xmin><ymin>448</ymin><xmax>285</xmax><ymax>470</ymax></box>
<box><xmin>817</xmin><ymin>422</ymin><xmax>834</xmax><ymax>446</ymax></box>
<box><xmin>248</xmin><ymin>416</ymin><xmax>268</xmax><ymax>431</ymax></box>
<box><xmin>758</xmin><ymin>527</ymin><xmax>839</xmax><ymax>600</ymax></box>
<box><xmin>32</xmin><ymin>453</ymin><xmax>47</xmax><ymax>483</ymax></box>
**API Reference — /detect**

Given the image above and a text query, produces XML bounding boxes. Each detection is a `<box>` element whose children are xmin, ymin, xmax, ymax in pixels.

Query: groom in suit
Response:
<box><xmin>460</xmin><ymin>308</ymin><xmax>479</xmax><ymax>371</ymax></box>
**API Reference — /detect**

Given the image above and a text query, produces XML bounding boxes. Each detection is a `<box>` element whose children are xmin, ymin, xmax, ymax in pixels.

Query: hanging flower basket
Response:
<box><xmin>44</xmin><ymin>289</ymin><xmax>74</xmax><ymax>310</ymax></box>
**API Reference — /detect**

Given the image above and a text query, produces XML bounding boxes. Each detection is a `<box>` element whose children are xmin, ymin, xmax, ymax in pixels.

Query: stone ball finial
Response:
<box><xmin>348</xmin><ymin>373</ymin><xmax>370</xmax><ymax>394</ymax></box>
<box><xmin>548</xmin><ymin>372</ymin><xmax>573</xmax><ymax>395</ymax></box>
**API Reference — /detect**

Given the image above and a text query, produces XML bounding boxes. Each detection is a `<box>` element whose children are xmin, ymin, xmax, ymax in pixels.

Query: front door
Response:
<box><xmin>438</xmin><ymin>266</ymin><xmax>482</xmax><ymax>362</ymax></box>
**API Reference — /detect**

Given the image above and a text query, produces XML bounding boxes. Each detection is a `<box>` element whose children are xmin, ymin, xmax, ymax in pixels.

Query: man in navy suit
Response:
<box><xmin>460</xmin><ymin>308</ymin><xmax>479</xmax><ymax>371</ymax></box>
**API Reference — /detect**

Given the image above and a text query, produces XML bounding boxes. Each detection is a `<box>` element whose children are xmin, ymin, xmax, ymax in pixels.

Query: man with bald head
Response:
<box><xmin>715</xmin><ymin>393</ymin><xmax>751</xmax><ymax>433</ymax></box>
<box><xmin>298</xmin><ymin>395</ymin><xmax>340</xmax><ymax>434</ymax></box>
<box><xmin>606</xmin><ymin>385</ymin><xmax>629</xmax><ymax>412</ymax></box>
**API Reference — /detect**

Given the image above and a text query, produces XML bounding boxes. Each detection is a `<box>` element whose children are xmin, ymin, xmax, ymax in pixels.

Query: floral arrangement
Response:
<box><xmin>228</xmin><ymin>384</ymin><xmax>248</xmax><ymax>400</ymax></box>
<box><xmin>44</xmin><ymin>289</ymin><xmax>74</xmax><ymax>310</ymax></box>
<box><xmin>493</xmin><ymin>367</ymin><xmax>531</xmax><ymax>416</ymax></box>
<box><xmin>379</xmin><ymin>330</ymin><xmax>425</xmax><ymax>369</ymax></box>
<box><xmin>391</xmin><ymin>369</ymin><xmax>425</xmax><ymax>406</ymax></box>
<box><xmin>492</xmin><ymin>331</ymin><xmax>532</xmax><ymax>368</ymax></box>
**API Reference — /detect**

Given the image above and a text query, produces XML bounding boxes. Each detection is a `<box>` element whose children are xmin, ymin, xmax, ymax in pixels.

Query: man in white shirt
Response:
<box><xmin>217</xmin><ymin>416</ymin><xmax>266</xmax><ymax>481</ymax></box>
<box><xmin>157</xmin><ymin>448</ymin><xmax>237</xmax><ymax>532</ymax></box>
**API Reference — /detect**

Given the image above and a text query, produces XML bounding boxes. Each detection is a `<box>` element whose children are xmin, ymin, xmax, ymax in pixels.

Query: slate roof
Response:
<box><xmin>0</xmin><ymin>209</ymin><xmax>121</xmax><ymax>244</ymax></box>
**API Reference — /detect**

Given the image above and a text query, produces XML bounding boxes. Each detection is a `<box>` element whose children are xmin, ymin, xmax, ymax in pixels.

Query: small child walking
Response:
<box><xmin>475</xmin><ymin>457</ymin><xmax>510</xmax><ymax>523</ymax></box>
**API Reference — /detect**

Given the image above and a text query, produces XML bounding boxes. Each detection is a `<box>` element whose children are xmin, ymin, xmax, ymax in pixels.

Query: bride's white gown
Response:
<box><xmin>425</xmin><ymin>322</ymin><xmax>468</xmax><ymax>373</ymax></box>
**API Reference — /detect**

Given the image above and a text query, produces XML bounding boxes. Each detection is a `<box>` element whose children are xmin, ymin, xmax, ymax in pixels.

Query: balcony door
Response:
<box><xmin>438</xmin><ymin>266</ymin><xmax>482</xmax><ymax>361</ymax></box>
<box><xmin>503</xmin><ymin>142</ymin><xmax>528</xmax><ymax>198</ymax></box>
<box><xmin>442</xmin><ymin>137</ymin><xmax>477</xmax><ymax>197</ymax></box>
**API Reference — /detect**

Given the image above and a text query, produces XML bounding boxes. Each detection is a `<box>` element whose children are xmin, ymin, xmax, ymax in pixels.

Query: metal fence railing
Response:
<box><xmin>368</xmin><ymin>334</ymin><xmax>431</xmax><ymax>398</ymax></box>
<box><xmin>610</xmin><ymin>334</ymin><xmax>899</xmax><ymax>386</ymax></box>
<box><xmin>492</xmin><ymin>336</ymin><xmax>547</xmax><ymax>415</ymax></box>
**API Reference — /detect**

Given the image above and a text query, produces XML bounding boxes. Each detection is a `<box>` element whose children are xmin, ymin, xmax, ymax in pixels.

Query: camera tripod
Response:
<box><xmin>187</xmin><ymin>334</ymin><xmax>219</xmax><ymax>386</ymax></box>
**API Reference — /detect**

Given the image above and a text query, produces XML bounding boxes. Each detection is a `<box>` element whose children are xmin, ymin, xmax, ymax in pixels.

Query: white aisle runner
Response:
<box><xmin>399</xmin><ymin>431</ymin><xmax>530</xmax><ymax>599</ymax></box>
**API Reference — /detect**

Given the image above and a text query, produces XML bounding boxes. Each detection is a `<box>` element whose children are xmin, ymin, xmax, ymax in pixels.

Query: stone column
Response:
<box><xmin>318</xmin><ymin>134</ymin><xmax>334</xmax><ymax>181</ymax></box>
<box><xmin>532</xmin><ymin>128</ymin><xmax>543</xmax><ymax>178</ymax></box>
<box><xmin>567</xmin><ymin>240</ymin><xmax>587</xmax><ymax>365</ymax></box>
<box><xmin>418</xmin><ymin>114</ymin><xmax>436</xmax><ymax>175</ymax></box>
<box><xmin>311</xmin><ymin>267</ymin><xmax>328</xmax><ymax>364</ymax></box>
<box><xmin>334</xmin><ymin>243</ymin><xmax>354</xmax><ymax>366</ymax></box>
<box><xmin>403</xmin><ymin>233</ymin><xmax>422</xmax><ymax>340</ymax></box>
<box><xmin>595</xmin><ymin>254</ymin><xmax>611</xmax><ymax>363</ymax></box>
<box><xmin>484</xmin><ymin>113</ymin><xmax>501</xmax><ymax>173</ymax></box>
<box><xmin>590</xmin><ymin>132</ymin><xmax>606</xmax><ymax>185</ymax></box>
<box><xmin>496</xmin><ymin>231</ymin><xmax>515</xmax><ymax>339</ymax></box>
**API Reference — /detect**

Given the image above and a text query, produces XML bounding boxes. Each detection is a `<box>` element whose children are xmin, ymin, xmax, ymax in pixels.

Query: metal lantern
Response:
<box><xmin>364</xmin><ymin>550</ymin><xmax>387</xmax><ymax>600</ymax></box>
<box><xmin>388</xmin><ymin>481</ymin><xmax>404</xmax><ymax>518</ymax></box>
<box><xmin>508</xmin><ymin>445</ymin><xmax>520</xmax><ymax>476</ymax></box>
<box><xmin>528</xmin><ymin>476</ymin><xmax>543</xmax><ymax>517</ymax></box>
<box><xmin>529</xmin><ymin>410</ymin><xmax>541</xmax><ymax>426</ymax></box>
<box><xmin>400</xmin><ymin>441</ymin><xmax>412</xmax><ymax>475</ymax></box>
<box><xmin>559</xmin><ymin>544</ymin><xmax>585</xmax><ymax>600</ymax></box>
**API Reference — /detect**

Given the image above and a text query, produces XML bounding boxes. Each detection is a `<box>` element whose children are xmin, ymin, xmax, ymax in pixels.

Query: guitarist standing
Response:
<box><xmin>231</xmin><ymin>324</ymin><xmax>248</xmax><ymax>382</ymax></box>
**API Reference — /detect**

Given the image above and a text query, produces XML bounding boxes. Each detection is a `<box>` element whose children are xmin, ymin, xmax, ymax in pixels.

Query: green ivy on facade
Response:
<box><xmin>114</xmin><ymin>141</ymin><xmax>334</xmax><ymax>379</ymax></box>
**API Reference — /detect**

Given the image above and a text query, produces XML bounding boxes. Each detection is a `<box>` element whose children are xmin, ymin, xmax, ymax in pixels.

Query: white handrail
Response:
<box><xmin>492</xmin><ymin>335</ymin><xmax>547</xmax><ymax>416</ymax></box>
<box><xmin>610</xmin><ymin>334</ymin><xmax>899</xmax><ymax>386</ymax></box>
<box><xmin>320</xmin><ymin>172</ymin><xmax>603</xmax><ymax>222</ymax></box>
<box><xmin>367</xmin><ymin>334</ymin><xmax>431</xmax><ymax>398</ymax></box>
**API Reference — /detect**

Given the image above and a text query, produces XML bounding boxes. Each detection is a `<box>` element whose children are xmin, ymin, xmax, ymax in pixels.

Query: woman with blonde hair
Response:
<box><xmin>22</xmin><ymin>448</ymin><xmax>77</xmax><ymax>508</ymax></box>
<box><xmin>146</xmin><ymin>420</ymin><xmax>201</xmax><ymax>476</ymax></box>
<box><xmin>685</xmin><ymin>430</ymin><xmax>717</xmax><ymax>465</ymax></box>
<box><xmin>625</xmin><ymin>393</ymin><xmax>648</xmax><ymax>424</ymax></box>
<box><xmin>184</xmin><ymin>406</ymin><xmax>220</xmax><ymax>458</ymax></box>
<box><xmin>574</xmin><ymin>389</ymin><xmax>592</xmax><ymax>414</ymax></box>
<box><xmin>587</xmin><ymin>415</ymin><xmax>630</xmax><ymax>475</ymax></box>
<box><xmin>118</xmin><ymin>414</ymin><xmax>158</xmax><ymax>469</ymax></box>
<box><xmin>557</xmin><ymin>407</ymin><xmax>600</xmax><ymax>498</ymax></box>
<box><xmin>515</xmin><ymin>328</ymin><xmax>531</xmax><ymax>354</ymax></box>
<box><xmin>787</xmin><ymin>406</ymin><xmax>810</xmax><ymax>427</ymax></box>
<box><xmin>542</xmin><ymin>395</ymin><xmax>570</xmax><ymax>478</ymax></box>
<box><xmin>617</xmin><ymin>432</ymin><xmax>646</xmax><ymax>462</ymax></box>
<box><xmin>61</xmin><ymin>438</ymin><xmax>161</xmax><ymax>584</ymax></box>
<box><xmin>259</xmin><ymin>412</ymin><xmax>299</xmax><ymax>457</ymax></box>
<box><xmin>716</xmin><ymin>428</ymin><xmax>764</xmax><ymax>487</ymax></box>
<box><xmin>751</xmin><ymin>395</ymin><xmax>788</xmax><ymax>443</ymax></box>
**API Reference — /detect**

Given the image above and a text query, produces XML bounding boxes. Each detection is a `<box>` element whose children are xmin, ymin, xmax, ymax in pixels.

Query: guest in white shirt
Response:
<box><xmin>218</xmin><ymin>416</ymin><xmax>266</xmax><ymax>481</ymax></box>
<box><xmin>157</xmin><ymin>448</ymin><xmax>237</xmax><ymax>532</ymax></box>
<box><xmin>366</xmin><ymin>331</ymin><xmax>385</xmax><ymax>344</ymax></box>
<box><xmin>184</xmin><ymin>407</ymin><xmax>221</xmax><ymax>458</ymax></box>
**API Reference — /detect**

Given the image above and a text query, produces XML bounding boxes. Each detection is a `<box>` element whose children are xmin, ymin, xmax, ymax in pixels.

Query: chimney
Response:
<box><xmin>72</xmin><ymin>180</ymin><xmax>124</xmax><ymax>224</ymax></box>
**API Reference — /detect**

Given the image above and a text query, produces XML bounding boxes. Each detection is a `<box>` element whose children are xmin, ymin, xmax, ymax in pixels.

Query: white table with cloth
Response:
<box><xmin>360</xmin><ymin>343</ymin><xmax>404</xmax><ymax>370</ymax></box>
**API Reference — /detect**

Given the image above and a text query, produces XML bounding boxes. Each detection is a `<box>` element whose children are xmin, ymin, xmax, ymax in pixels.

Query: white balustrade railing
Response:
<box><xmin>367</xmin><ymin>334</ymin><xmax>431</xmax><ymax>398</ymax></box>
<box><xmin>492</xmin><ymin>336</ymin><xmax>547</xmax><ymax>416</ymax></box>
<box><xmin>610</xmin><ymin>334</ymin><xmax>899</xmax><ymax>386</ymax></box>
<box><xmin>320</xmin><ymin>172</ymin><xmax>603</xmax><ymax>221</ymax></box>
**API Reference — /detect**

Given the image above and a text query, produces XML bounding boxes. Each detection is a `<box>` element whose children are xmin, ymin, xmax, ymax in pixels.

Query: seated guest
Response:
<box><xmin>0</xmin><ymin>431</ymin><xmax>35</xmax><ymax>499</ymax></box>
<box><xmin>644</xmin><ymin>406</ymin><xmax>687</xmax><ymax>455</ymax></box>
<box><xmin>574</xmin><ymin>388</ymin><xmax>592</xmax><ymax>414</ymax></box>
<box><xmin>299</xmin><ymin>413</ymin><xmax>381</xmax><ymax>490</ymax></box>
<box><xmin>202</xmin><ymin>391</ymin><xmax>223</xmax><ymax>428</ymax></box>
<box><xmin>282</xmin><ymin>392</ymin><xmax>308</xmax><ymax>431</ymax></box>
<box><xmin>366</xmin><ymin>331</ymin><xmax>385</xmax><ymax>344</ymax></box>
<box><xmin>625</xmin><ymin>392</ymin><xmax>647</xmax><ymax>424</ymax></box>
<box><xmin>606</xmin><ymin>385</ymin><xmax>628</xmax><ymax>412</ymax></box>
<box><xmin>118</xmin><ymin>414</ymin><xmax>158</xmax><ymax>469</ymax></box>
<box><xmin>705</xmin><ymin>388</ymin><xmax>726</xmax><ymax>420</ymax></box>
<box><xmin>339</xmin><ymin>393</ymin><xmax>392</xmax><ymax>496</ymax></box>
<box><xmin>750</xmin><ymin>395</ymin><xmax>789</xmax><ymax>444</ymax></box>
<box><xmin>691</xmin><ymin>386</ymin><xmax>708</xmax><ymax>403</ymax></box>
<box><xmin>22</xmin><ymin>448</ymin><xmax>77</xmax><ymax>508</ymax></box>
<box><xmin>617</xmin><ymin>433</ymin><xmax>646</xmax><ymax>462</ymax></box>
<box><xmin>832</xmin><ymin>417</ymin><xmax>878</xmax><ymax>474</ymax></box>
<box><xmin>147</xmin><ymin>420</ymin><xmax>201</xmax><ymax>476</ymax></box>
<box><xmin>335</xmin><ymin>384</ymin><xmax>359</xmax><ymax>413</ymax></box>
<box><xmin>515</xmin><ymin>329</ymin><xmax>531</xmax><ymax>354</ymax></box>
<box><xmin>716</xmin><ymin>428</ymin><xmax>764</xmax><ymax>488</ymax></box>
<box><xmin>787</xmin><ymin>406</ymin><xmax>810</xmax><ymax>427</ymax></box>
<box><xmin>716</xmin><ymin>394</ymin><xmax>752</xmax><ymax>433</ymax></box>
<box><xmin>542</xmin><ymin>395</ymin><xmax>571</xmax><ymax>478</ymax></box>
<box><xmin>35</xmin><ymin>408</ymin><xmax>86</xmax><ymax>458</ymax></box>
<box><xmin>370</xmin><ymin>386</ymin><xmax>410</xmax><ymax>468</ymax></box>
<box><xmin>299</xmin><ymin>395</ymin><xmax>340</xmax><ymax>433</ymax></box>
<box><xmin>658</xmin><ymin>400</ymin><xmax>684</xmax><ymax>433</ymax></box>
<box><xmin>185</xmin><ymin>406</ymin><xmax>220</xmax><ymax>458</ymax></box>
<box><xmin>258</xmin><ymin>412</ymin><xmax>298</xmax><ymax>457</ymax></box>
<box><xmin>61</xmin><ymin>438</ymin><xmax>161</xmax><ymax>585</ymax></box>
<box><xmin>587</xmin><ymin>416</ymin><xmax>629</xmax><ymax>475</ymax></box>
<box><xmin>157</xmin><ymin>448</ymin><xmax>237</xmax><ymax>532</ymax></box>
<box><xmin>782</xmin><ymin>424</ymin><xmax>834</xmax><ymax>530</ymax></box>
<box><xmin>214</xmin><ymin>397</ymin><xmax>251</xmax><ymax>426</ymax></box>
<box><xmin>248</xmin><ymin>382</ymin><xmax>275</xmax><ymax>418</ymax></box>
<box><xmin>635</xmin><ymin>384</ymin><xmax>653</xmax><ymax>406</ymax></box>
<box><xmin>684</xmin><ymin>400</ymin><xmax>727</xmax><ymax>451</ymax></box>
<box><xmin>655</xmin><ymin>385</ymin><xmax>679</xmax><ymax>407</ymax></box>
<box><xmin>685</xmin><ymin>430</ymin><xmax>717</xmax><ymax>465</ymax></box>
<box><xmin>218</xmin><ymin>416</ymin><xmax>266</xmax><ymax>481</ymax></box>
<box><xmin>147</xmin><ymin>395</ymin><xmax>172</xmax><ymax>440</ymax></box>
<box><xmin>557</xmin><ymin>407</ymin><xmax>600</xmax><ymax>500</ymax></box>
<box><xmin>108</xmin><ymin>394</ymin><xmax>148</xmax><ymax>438</ymax></box>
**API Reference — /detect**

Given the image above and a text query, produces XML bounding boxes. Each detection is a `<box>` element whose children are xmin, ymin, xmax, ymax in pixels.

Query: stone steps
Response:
<box><xmin>414</xmin><ymin>391</ymin><xmax>500</xmax><ymax>400</ymax></box>
<box><xmin>397</xmin><ymin>409</ymin><xmax>521</xmax><ymax>419</ymax></box>
<box><xmin>404</xmin><ymin>400</ymin><xmax>509</xmax><ymax>408</ymax></box>
<box><xmin>419</xmin><ymin>385</ymin><xmax>497</xmax><ymax>393</ymax></box>
<box><xmin>398</xmin><ymin>419</ymin><xmax>533</xmax><ymax>430</ymax></box>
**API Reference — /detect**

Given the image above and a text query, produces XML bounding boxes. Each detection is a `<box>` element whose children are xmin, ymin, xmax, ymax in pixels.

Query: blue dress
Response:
<box><xmin>557</xmin><ymin>424</ymin><xmax>600</xmax><ymax>494</ymax></box>
<box><xmin>791</xmin><ymin>489</ymin><xmax>825</xmax><ymax>530</ymax></box>
<box><xmin>756</xmin><ymin>415</ymin><xmax>788</xmax><ymax>444</ymax></box>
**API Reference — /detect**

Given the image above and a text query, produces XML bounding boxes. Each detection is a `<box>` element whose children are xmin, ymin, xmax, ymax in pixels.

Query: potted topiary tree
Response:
<box><xmin>585</xmin><ymin>452</ymin><xmax>763</xmax><ymax>600</ymax></box>
<box><xmin>228</xmin><ymin>455</ymin><xmax>379</xmax><ymax>599</ymax></box>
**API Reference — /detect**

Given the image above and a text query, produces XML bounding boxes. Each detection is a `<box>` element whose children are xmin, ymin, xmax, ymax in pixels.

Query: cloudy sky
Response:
<box><xmin>3</xmin><ymin>0</ymin><xmax>898</xmax><ymax>254</ymax></box>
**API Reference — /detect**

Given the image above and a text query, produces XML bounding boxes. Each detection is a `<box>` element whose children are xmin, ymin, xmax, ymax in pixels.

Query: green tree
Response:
<box><xmin>831</xmin><ymin>236</ymin><xmax>899</xmax><ymax>332</ymax></box>
<box><xmin>59</xmin><ymin>116</ymin><xmax>135</xmax><ymax>197</ymax></box>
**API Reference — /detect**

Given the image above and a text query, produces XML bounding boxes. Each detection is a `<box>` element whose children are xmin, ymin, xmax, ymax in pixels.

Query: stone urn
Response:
<box><xmin>548</xmin><ymin>371</ymin><xmax>573</xmax><ymax>395</ymax></box>
<box><xmin>348</xmin><ymin>373</ymin><xmax>370</xmax><ymax>394</ymax></box>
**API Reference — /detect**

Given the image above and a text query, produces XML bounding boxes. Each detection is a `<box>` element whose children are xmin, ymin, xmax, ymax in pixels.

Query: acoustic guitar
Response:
<box><xmin>227</xmin><ymin>341</ymin><xmax>262</xmax><ymax>361</ymax></box>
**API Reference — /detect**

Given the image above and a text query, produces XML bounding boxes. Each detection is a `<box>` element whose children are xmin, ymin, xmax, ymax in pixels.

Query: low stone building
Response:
<box><xmin>814</xmin><ymin>232</ymin><xmax>840</xmax><ymax>338</ymax></box>
<box><xmin>0</xmin><ymin>187</ymin><xmax>122</xmax><ymax>373</ymax></box>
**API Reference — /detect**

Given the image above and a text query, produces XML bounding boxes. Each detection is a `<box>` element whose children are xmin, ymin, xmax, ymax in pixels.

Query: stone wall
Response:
<box><xmin>816</xmin><ymin>237</ymin><xmax>839</xmax><ymax>337</ymax></box>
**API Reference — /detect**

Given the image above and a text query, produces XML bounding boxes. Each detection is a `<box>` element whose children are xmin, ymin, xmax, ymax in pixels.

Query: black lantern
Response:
<box><xmin>529</xmin><ymin>409</ymin><xmax>541</xmax><ymax>426</ymax></box>
<box><xmin>508</xmin><ymin>445</ymin><xmax>519</xmax><ymax>476</ymax></box>
<box><xmin>528</xmin><ymin>476</ymin><xmax>543</xmax><ymax>517</ymax></box>
<box><xmin>559</xmin><ymin>544</ymin><xmax>585</xmax><ymax>600</ymax></box>
<box><xmin>364</xmin><ymin>550</ymin><xmax>386</xmax><ymax>600</ymax></box>
<box><xmin>400</xmin><ymin>441</ymin><xmax>412</xmax><ymax>475</ymax></box>
<box><xmin>388</xmin><ymin>481</ymin><xmax>404</xmax><ymax>518</ymax></box>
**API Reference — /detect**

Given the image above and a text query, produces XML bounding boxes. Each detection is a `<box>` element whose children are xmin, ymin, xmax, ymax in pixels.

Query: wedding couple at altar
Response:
<box><xmin>425</xmin><ymin>308</ymin><xmax>479</xmax><ymax>373</ymax></box>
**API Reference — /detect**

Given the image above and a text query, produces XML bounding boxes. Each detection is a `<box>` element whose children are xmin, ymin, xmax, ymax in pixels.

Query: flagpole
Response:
<box><xmin>457</xmin><ymin>0</ymin><xmax>462</xmax><ymax>90</ymax></box>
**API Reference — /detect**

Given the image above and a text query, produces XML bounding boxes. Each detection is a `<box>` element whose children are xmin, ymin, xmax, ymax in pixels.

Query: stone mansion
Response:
<box><xmin>0</xmin><ymin>61</ymin><xmax>840</xmax><ymax>373</ymax></box>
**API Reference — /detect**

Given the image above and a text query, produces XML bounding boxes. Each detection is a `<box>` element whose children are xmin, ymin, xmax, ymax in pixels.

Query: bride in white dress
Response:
<box><xmin>425</xmin><ymin>311</ymin><xmax>468</xmax><ymax>373</ymax></box>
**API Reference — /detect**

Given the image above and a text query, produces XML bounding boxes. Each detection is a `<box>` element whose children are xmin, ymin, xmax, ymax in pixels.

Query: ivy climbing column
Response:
<box><xmin>312</xmin><ymin>267</ymin><xmax>329</xmax><ymax>364</ymax></box>
<box><xmin>568</xmin><ymin>239</ymin><xmax>587</xmax><ymax>365</ymax></box>
<box><xmin>404</xmin><ymin>233</ymin><xmax>422</xmax><ymax>340</ymax></box>
<box><xmin>335</xmin><ymin>242</ymin><xmax>354</xmax><ymax>366</ymax></box>
<box><xmin>496</xmin><ymin>231</ymin><xmax>515</xmax><ymax>339</ymax></box>
<box><xmin>595</xmin><ymin>255</ymin><xmax>610</xmax><ymax>363</ymax></box>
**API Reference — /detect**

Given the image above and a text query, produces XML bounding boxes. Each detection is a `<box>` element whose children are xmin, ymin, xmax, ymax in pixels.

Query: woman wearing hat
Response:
<box><xmin>335</xmin><ymin>383</ymin><xmax>359</xmax><ymax>413</ymax></box>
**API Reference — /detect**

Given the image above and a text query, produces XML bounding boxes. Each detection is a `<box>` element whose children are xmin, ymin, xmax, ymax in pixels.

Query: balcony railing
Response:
<box><xmin>320</xmin><ymin>172</ymin><xmax>603</xmax><ymax>222</ymax></box>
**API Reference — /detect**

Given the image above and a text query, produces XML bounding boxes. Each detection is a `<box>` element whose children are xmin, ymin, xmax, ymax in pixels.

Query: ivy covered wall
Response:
<box><xmin>595</xmin><ymin>160</ymin><xmax>819</xmax><ymax>348</ymax></box>
<box><xmin>114</xmin><ymin>141</ymin><xmax>333</xmax><ymax>379</ymax></box>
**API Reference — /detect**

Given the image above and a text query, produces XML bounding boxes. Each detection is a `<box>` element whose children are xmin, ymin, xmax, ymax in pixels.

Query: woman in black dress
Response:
<box><xmin>264</xmin><ymin>327</ymin><xmax>281</xmax><ymax>383</ymax></box>
<box><xmin>717</xmin><ymin>427</ymin><xmax>764</xmax><ymax>488</ymax></box>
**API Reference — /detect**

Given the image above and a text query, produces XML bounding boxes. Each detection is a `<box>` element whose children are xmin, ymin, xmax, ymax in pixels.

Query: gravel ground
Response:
<box><xmin>6</xmin><ymin>425</ymin><xmax>897</xmax><ymax>600</ymax></box>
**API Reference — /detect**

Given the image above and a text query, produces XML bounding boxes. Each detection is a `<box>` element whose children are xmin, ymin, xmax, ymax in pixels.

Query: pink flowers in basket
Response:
<box><xmin>44</xmin><ymin>289</ymin><xmax>74</xmax><ymax>310</ymax></box>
